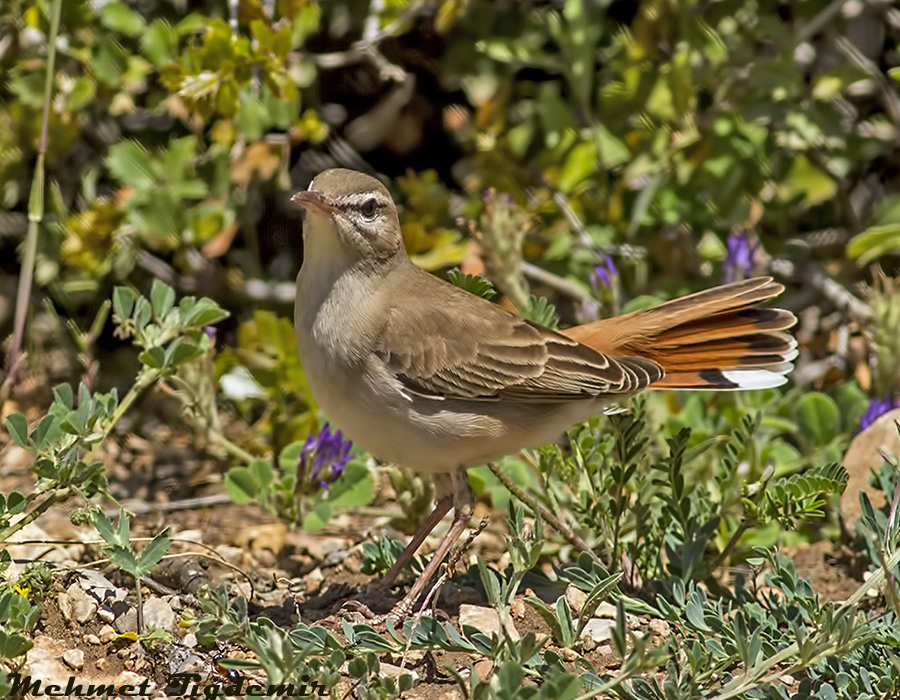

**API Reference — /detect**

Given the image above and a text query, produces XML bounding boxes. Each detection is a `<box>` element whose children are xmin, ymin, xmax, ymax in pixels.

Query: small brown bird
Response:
<box><xmin>292</xmin><ymin>168</ymin><xmax>797</xmax><ymax>620</ymax></box>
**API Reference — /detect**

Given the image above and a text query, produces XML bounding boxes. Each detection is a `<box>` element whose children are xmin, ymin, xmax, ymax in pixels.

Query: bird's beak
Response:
<box><xmin>292</xmin><ymin>190</ymin><xmax>337</xmax><ymax>215</ymax></box>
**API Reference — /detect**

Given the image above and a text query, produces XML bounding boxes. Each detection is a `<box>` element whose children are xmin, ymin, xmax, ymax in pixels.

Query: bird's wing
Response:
<box><xmin>374</xmin><ymin>278</ymin><xmax>662</xmax><ymax>403</ymax></box>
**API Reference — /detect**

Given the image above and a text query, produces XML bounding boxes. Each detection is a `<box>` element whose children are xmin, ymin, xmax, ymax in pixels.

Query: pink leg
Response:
<box><xmin>387</xmin><ymin>471</ymin><xmax>474</xmax><ymax>620</ymax></box>
<box><xmin>374</xmin><ymin>492</ymin><xmax>453</xmax><ymax>592</ymax></box>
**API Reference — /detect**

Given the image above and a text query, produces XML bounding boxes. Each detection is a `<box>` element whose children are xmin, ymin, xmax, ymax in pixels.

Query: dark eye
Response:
<box><xmin>360</xmin><ymin>198</ymin><xmax>378</xmax><ymax>220</ymax></box>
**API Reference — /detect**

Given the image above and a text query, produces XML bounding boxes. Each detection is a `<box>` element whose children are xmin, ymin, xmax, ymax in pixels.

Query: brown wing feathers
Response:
<box><xmin>381</xmin><ymin>273</ymin><xmax>794</xmax><ymax>401</ymax></box>
<box><xmin>561</xmin><ymin>277</ymin><xmax>796</xmax><ymax>390</ymax></box>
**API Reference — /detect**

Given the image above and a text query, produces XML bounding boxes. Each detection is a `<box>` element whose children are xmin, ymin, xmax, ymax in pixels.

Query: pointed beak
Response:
<box><xmin>292</xmin><ymin>190</ymin><xmax>337</xmax><ymax>215</ymax></box>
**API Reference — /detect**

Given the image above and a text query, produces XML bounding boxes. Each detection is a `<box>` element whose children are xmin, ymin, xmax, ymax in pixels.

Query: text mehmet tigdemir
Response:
<box><xmin>4</xmin><ymin>672</ymin><xmax>329</xmax><ymax>697</ymax></box>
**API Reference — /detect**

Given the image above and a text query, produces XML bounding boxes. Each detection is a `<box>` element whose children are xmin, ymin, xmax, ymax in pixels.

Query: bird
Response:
<box><xmin>291</xmin><ymin>168</ymin><xmax>797</xmax><ymax>621</ymax></box>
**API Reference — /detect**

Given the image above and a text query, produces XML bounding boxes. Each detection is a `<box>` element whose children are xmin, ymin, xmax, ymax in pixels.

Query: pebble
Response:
<box><xmin>143</xmin><ymin>597</ymin><xmax>176</xmax><ymax>632</ymax></box>
<box><xmin>581</xmin><ymin>618</ymin><xmax>615</xmax><ymax>643</ymax></box>
<box><xmin>98</xmin><ymin>625</ymin><xmax>117</xmax><ymax>643</ymax></box>
<box><xmin>510</xmin><ymin>598</ymin><xmax>525</xmax><ymax>619</ymax></box>
<box><xmin>648</xmin><ymin>618</ymin><xmax>670</xmax><ymax>637</ymax></box>
<box><xmin>565</xmin><ymin>585</ymin><xmax>588</xmax><ymax>614</ymax></box>
<box><xmin>595</xmin><ymin>602</ymin><xmax>616</xmax><ymax>618</ymax></box>
<box><xmin>379</xmin><ymin>662</ymin><xmax>418</xmax><ymax>684</ymax></box>
<box><xmin>114</xmin><ymin>671</ymin><xmax>154</xmax><ymax>694</ymax></box>
<box><xmin>97</xmin><ymin>607</ymin><xmax>116</xmax><ymax>623</ymax></box>
<box><xmin>114</xmin><ymin>607</ymin><xmax>138</xmax><ymax>634</ymax></box>
<box><xmin>304</xmin><ymin>568</ymin><xmax>324</xmax><ymax>595</ymax></box>
<box><xmin>84</xmin><ymin>634</ymin><xmax>101</xmax><ymax>645</ymax></box>
<box><xmin>458</xmin><ymin>604</ymin><xmax>500</xmax><ymax>636</ymax></box>
<box><xmin>559</xmin><ymin>647</ymin><xmax>579</xmax><ymax>661</ymax></box>
<box><xmin>62</xmin><ymin>648</ymin><xmax>85</xmax><ymax>671</ymax></box>
<box><xmin>59</xmin><ymin>583</ymin><xmax>98</xmax><ymax>625</ymax></box>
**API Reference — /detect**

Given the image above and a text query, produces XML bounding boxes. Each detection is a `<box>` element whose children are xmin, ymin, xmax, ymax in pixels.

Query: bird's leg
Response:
<box><xmin>386</xmin><ymin>470</ymin><xmax>474</xmax><ymax>622</ymax></box>
<box><xmin>372</xmin><ymin>489</ymin><xmax>453</xmax><ymax>594</ymax></box>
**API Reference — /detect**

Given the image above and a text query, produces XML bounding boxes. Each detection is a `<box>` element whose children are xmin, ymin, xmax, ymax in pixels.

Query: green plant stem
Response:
<box><xmin>4</xmin><ymin>0</ymin><xmax>62</xmax><ymax>389</ymax></box>
<box><xmin>712</xmin><ymin>518</ymin><xmax>753</xmax><ymax>571</ymax></box>
<box><xmin>209</xmin><ymin>429</ymin><xmax>257</xmax><ymax>464</ymax></box>
<box><xmin>710</xmin><ymin>543</ymin><xmax>900</xmax><ymax>700</ymax></box>
<box><xmin>0</xmin><ymin>488</ymin><xmax>71</xmax><ymax>544</ymax></box>
<box><xmin>92</xmin><ymin>372</ymin><xmax>156</xmax><ymax>455</ymax></box>
<box><xmin>487</xmin><ymin>461</ymin><xmax>604</xmax><ymax>567</ymax></box>
<box><xmin>135</xmin><ymin>574</ymin><xmax>144</xmax><ymax>634</ymax></box>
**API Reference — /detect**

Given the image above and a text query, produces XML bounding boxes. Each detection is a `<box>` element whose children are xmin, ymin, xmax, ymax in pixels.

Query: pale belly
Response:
<box><xmin>301</xmin><ymin>349</ymin><xmax>601</xmax><ymax>474</ymax></box>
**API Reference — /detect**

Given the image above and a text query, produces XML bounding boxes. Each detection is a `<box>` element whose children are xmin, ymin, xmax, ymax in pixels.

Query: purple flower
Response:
<box><xmin>591</xmin><ymin>255</ymin><xmax>617</xmax><ymax>290</ymax></box>
<box><xmin>723</xmin><ymin>231</ymin><xmax>760</xmax><ymax>283</ymax></box>
<box><xmin>299</xmin><ymin>423</ymin><xmax>352</xmax><ymax>491</ymax></box>
<box><xmin>860</xmin><ymin>396</ymin><xmax>899</xmax><ymax>432</ymax></box>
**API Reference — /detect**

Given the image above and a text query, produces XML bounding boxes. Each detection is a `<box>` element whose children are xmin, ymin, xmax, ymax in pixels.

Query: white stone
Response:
<box><xmin>458</xmin><ymin>604</ymin><xmax>500</xmax><ymax>636</ymax></box>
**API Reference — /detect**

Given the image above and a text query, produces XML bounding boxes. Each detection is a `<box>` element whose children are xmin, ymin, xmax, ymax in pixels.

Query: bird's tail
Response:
<box><xmin>561</xmin><ymin>277</ymin><xmax>797</xmax><ymax>390</ymax></box>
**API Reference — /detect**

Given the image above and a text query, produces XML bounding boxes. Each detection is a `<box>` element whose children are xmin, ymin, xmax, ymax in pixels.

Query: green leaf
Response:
<box><xmin>164</xmin><ymin>338</ymin><xmax>203</xmax><ymax>368</ymax></box>
<box><xmin>558</xmin><ymin>141</ymin><xmax>597</xmax><ymax>193</ymax></box>
<box><xmin>107</xmin><ymin>141</ymin><xmax>156</xmax><ymax>189</ymax></box>
<box><xmin>5</xmin><ymin>414</ymin><xmax>28</xmax><ymax>448</ymax></box>
<box><xmin>446</xmin><ymin>269</ymin><xmax>497</xmax><ymax>300</ymax></box>
<box><xmin>141</xmin><ymin>19</ymin><xmax>177</xmax><ymax>66</ymax></box>
<box><xmin>5</xmin><ymin>492</ymin><xmax>26</xmax><ymax>515</ymax></box>
<box><xmin>302</xmin><ymin>502</ymin><xmax>333</xmax><ymax>531</ymax></box>
<box><xmin>139</xmin><ymin>347</ymin><xmax>166</xmax><ymax>369</ymax></box>
<box><xmin>793</xmin><ymin>392</ymin><xmax>840</xmax><ymax>447</ymax></box>
<box><xmin>106</xmin><ymin>545</ymin><xmax>139</xmax><ymax>576</ymax></box>
<box><xmin>150</xmin><ymin>281</ymin><xmax>175</xmax><ymax>319</ymax></box>
<box><xmin>133</xmin><ymin>297</ymin><xmax>152</xmax><ymax>330</ymax></box>
<box><xmin>52</xmin><ymin>384</ymin><xmax>74</xmax><ymax>410</ymax></box>
<box><xmin>29</xmin><ymin>414</ymin><xmax>61</xmax><ymax>450</ymax></box>
<box><xmin>137</xmin><ymin>527</ymin><xmax>172</xmax><ymax>575</ymax></box>
<box><xmin>847</xmin><ymin>224</ymin><xmax>900</xmax><ymax>265</ymax></box>
<box><xmin>91</xmin><ymin>510</ymin><xmax>120</xmax><ymax>547</ymax></box>
<box><xmin>224</xmin><ymin>468</ymin><xmax>259</xmax><ymax>504</ymax></box>
<box><xmin>100</xmin><ymin>1</ymin><xmax>146</xmax><ymax>36</ymax></box>
<box><xmin>522</xmin><ymin>295</ymin><xmax>559</xmax><ymax>329</ymax></box>
<box><xmin>249</xmin><ymin>459</ymin><xmax>274</xmax><ymax>492</ymax></box>
<box><xmin>326</xmin><ymin>461</ymin><xmax>375</xmax><ymax>509</ymax></box>
<box><xmin>279</xmin><ymin>441</ymin><xmax>306</xmax><ymax>473</ymax></box>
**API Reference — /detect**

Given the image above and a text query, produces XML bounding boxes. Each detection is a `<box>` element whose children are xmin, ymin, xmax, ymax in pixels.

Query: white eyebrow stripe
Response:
<box><xmin>336</xmin><ymin>192</ymin><xmax>391</xmax><ymax>208</ymax></box>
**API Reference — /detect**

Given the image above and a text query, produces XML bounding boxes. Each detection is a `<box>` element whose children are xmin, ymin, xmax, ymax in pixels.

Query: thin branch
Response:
<box><xmin>486</xmin><ymin>461</ymin><xmax>605</xmax><ymax>567</ymax></box>
<box><xmin>5</xmin><ymin>0</ymin><xmax>62</xmax><ymax>390</ymax></box>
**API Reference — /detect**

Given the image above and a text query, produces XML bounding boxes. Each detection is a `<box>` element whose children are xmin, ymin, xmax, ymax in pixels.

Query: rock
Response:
<box><xmin>304</xmin><ymin>568</ymin><xmax>324</xmax><ymax>595</ymax></box>
<box><xmin>114</xmin><ymin>607</ymin><xmax>138</xmax><ymax>634</ymax></box>
<box><xmin>510</xmin><ymin>598</ymin><xmax>525</xmax><ymax>620</ymax></box>
<box><xmin>143</xmin><ymin>597</ymin><xmax>175</xmax><ymax>632</ymax></box>
<box><xmin>214</xmin><ymin>545</ymin><xmax>244</xmax><ymax>567</ymax></box>
<box><xmin>581</xmin><ymin>618</ymin><xmax>615</xmax><ymax>644</ymax></box>
<box><xmin>559</xmin><ymin>647</ymin><xmax>579</xmax><ymax>661</ymax></box>
<box><xmin>98</xmin><ymin>624</ymin><xmax>117</xmax><ymax>643</ymax></box>
<box><xmin>235</xmin><ymin>522</ymin><xmax>287</xmax><ymax>555</ymax></box>
<box><xmin>565</xmin><ymin>585</ymin><xmax>588</xmax><ymax>615</ymax></box>
<box><xmin>84</xmin><ymin>634</ymin><xmax>101</xmax><ymax>645</ymax></box>
<box><xmin>63</xmin><ymin>648</ymin><xmax>85</xmax><ymax>671</ymax></box>
<box><xmin>114</xmin><ymin>671</ymin><xmax>154</xmax><ymax>695</ymax></box>
<box><xmin>59</xmin><ymin>582</ymin><xmax>98</xmax><ymax>624</ymax></box>
<box><xmin>22</xmin><ymin>636</ymin><xmax>70</xmax><ymax>688</ymax></box>
<box><xmin>379</xmin><ymin>662</ymin><xmax>417</xmax><ymax>684</ymax></box>
<box><xmin>472</xmin><ymin>659</ymin><xmax>493</xmax><ymax>681</ymax></box>
<box><xmin>97</xmin><ymin>607</ymin><xmax>116</xmax><ymax>623</ymax></box>
<box><xmin>648</xmin><ymin>618</ymin><xmax>671</xmax><ymax>637</ymax></box>
<box><xmin>182</xmin><ymin>633</ymin><xmax>197</xmax><ymax>648</ymax></box>
<box><xmin>458</xmin><ymin>604</ymin><xmax>500</xmax><ymax>636</ymax></box>
<box><xmin>841</xmin><ymin>408</ymin><xmax>900</xmax><ymax>528</ymax></box>
<box><xmin>595</xmin><ymin>602</ymin><xmax>617</xmax><ymax>618</ymax></box>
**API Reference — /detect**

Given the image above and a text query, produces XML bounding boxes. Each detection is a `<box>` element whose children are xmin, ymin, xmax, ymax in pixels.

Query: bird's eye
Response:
<box><xmin>360</xmin><ymin>198</ymin><xmax>378</xmax><ymax>220</ymax></box>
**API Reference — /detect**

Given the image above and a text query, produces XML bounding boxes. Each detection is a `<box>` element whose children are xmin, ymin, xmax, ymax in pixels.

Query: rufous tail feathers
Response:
<box><xmin>561</xmin><ymin>277</ymin><xmax>797</xmax><ymax>390</ymax></box>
